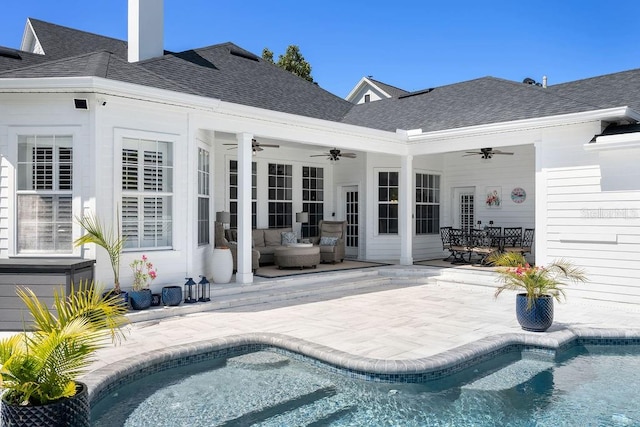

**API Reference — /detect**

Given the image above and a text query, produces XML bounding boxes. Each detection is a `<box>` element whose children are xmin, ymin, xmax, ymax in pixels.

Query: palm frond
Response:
<box><xmin>0</xmin><ymin>283</ymin><xmax>128</xmax><ymax>405</ymax></box>
<box><xmin>74</xmin><ymin>211</ymin><xmax>125</xmax><ymax>293</ymax></box>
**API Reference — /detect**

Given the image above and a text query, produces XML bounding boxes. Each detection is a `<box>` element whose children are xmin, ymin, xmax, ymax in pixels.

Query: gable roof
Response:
<box><xmin>24</xmin><ymin>18</ymin><xmax>128</xmax><ymax>60</ymax></box>
<box><xmin>341</xmin><ymin>77</ymin><xmax>603</xmax><ymax>132</ymax></box>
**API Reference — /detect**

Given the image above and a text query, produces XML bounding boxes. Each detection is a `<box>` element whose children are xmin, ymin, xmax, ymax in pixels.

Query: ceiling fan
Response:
<box><xmin>310</xmin><ymin>148</ymin><xmax>357</xmax><ymax>161</ymax></box>
<box><xmin>463</xmin><ymin>147</ymin><xmax>513</xmax><ymax>159</ymax></box>
<box><xmin>223</xmin><ymin>139</ymin><xmax>279</xmax><ymax>153</ymax></box>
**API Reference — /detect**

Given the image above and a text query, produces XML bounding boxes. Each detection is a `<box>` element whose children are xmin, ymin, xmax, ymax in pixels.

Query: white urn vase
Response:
<box><xmin>211</xmin><ymin>247</ymin><xmax>233</xmax><ymax>283</ymax></box>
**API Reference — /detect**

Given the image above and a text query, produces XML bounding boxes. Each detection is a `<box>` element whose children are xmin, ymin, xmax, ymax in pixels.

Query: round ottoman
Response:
<box><xmin>274</xmin><ymin>246</ymin><xmax>321</xmax><ymax>269</ymax></box>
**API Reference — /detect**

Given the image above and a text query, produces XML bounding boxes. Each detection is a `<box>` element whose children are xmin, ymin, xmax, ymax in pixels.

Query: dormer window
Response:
<box><xmin>364</xmin><ymin>94</ymin><xmax>370</xmax><ymax>103</ymax></box>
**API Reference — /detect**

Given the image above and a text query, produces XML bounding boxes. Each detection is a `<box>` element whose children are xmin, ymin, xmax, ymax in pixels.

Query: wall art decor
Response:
<box><xmin>511</xmin><ymin>187</ymin><xmax>526</xmax><ymax>204</ymax></box>
<box><xmin>485</xmin><ymin>186</ymin><xmax>502</xmax><ymax>208</ymax></box>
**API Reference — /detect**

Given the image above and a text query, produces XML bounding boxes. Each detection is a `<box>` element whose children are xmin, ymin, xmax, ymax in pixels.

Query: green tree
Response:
<box><xmin>262</xmin><ymin>45</ymin><xmax>314</xmax><ymax>82</ymax></box>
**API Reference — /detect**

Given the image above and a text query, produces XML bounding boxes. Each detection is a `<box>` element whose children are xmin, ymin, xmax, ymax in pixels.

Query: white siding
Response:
<box><xmin>540</xmin><ymin>123</ymin><xmax>640</xmax><ymax>303</ymax></box>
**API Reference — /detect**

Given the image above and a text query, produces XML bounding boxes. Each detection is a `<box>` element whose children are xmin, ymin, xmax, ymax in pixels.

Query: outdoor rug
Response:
<box><xmin>255</xmin><ymin>260</ymin><xmax>389</xmax><ymax>278</ymax></box>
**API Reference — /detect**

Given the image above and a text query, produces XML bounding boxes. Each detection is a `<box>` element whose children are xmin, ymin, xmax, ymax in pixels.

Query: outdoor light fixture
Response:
<box><xmin>184</xmin><ymin>277</ymin><xmax>197</xmax><ymax>304</ymax></box>
<box><xmin>198</xmin><ymin>275</ymin><xmax>210</xmax><ymax>302</ymax></box>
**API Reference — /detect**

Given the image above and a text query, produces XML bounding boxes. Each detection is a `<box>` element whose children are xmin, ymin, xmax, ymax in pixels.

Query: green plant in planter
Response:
<box><xmin>490</xmin><ymin>252</ymin><xmax>587</xmax><ymax>308</ymax></box>
<box><xmin>0</xmin><ymin>282</ymin><xmax>128</xmax><ymax>406</ymax></box>
<box><xmin>128</xmin><ymin>255</ymin><xmax>157</xmax><ymax>310</ymax></box>
<box><xmin>130</xmin><ymin>254</ymin><xmax>157</xmax><ymax>291</ymax></box>
<box><xmin>74</xmin><ymin>211</ymin><xmax>126</xmax><ymax>295</ymax></box>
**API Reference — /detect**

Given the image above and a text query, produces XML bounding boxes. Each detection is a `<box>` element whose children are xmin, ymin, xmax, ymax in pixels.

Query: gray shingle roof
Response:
<box><xmin>3</xmin><ymin>18</ymin><xmax>640</xmax><ymax>132</ymax></box>
<box><xmin>4</xmin><ymin>20</ymin><xmax>353</xmax><ymax>122</ymax></box>
<box><xmin>341</xmin><ymin>77</ymin><xmax>605</xmax><ymax>132</ymax></box>
<box><xmin>27</xmin><ymin>18</ymin><xmax>128</xmax><ymax>60</ymax></box>
<box><xmin>0</xmin><ymin>50</ymin><xmax>201</xmax><ymax>95</ymax></box>
<box><xmin>0</xmin><ymin>46</ymin><xmax>50</xmax><ymax>72</ymax></box>
<box><xmin>368</xmin><ymin>78</ymin><xmax>408</xmax><ymax>98</ymax></box>
<box><xmin>139</xmin><ymin>43</ymin><xmax>352</xmax><ymax>121</ymax></box>
<box><xmin>550</xmin><ymin>68</ymin><xmax>640</xmax><ymax>112</ymax></box>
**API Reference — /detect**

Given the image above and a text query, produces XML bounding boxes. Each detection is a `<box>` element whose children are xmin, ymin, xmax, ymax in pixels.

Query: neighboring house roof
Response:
<box><xmin>368</xmin><ymin>78</ymin><xmax>409</xmax><ymax>98</ymax></box>
<box><xmin>341</xmin><ymin>77</ymin><xmax>609</xmax><ymax>132</ymax></box>
<box><xmin>344</xmin><ymin>76</ymin><xmax>408</xmax><ymax>103</ymax></box>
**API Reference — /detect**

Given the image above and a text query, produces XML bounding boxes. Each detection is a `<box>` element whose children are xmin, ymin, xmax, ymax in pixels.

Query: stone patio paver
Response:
<box><xmin>85</xmin><ymin>279</ymin><xmax>640</xmax><ymax>375</ymax></box>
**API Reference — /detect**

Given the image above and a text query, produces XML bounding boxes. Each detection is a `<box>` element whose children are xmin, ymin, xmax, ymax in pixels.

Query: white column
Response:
<box><xmin>399</xmin><ymin>154</ymin><xmax>413</xmax><ymax>265</ymax></box>
<box><xmin>235</xmin><ymin>132</ymin><xmax>254</xmax><ymax>284</ymax></box>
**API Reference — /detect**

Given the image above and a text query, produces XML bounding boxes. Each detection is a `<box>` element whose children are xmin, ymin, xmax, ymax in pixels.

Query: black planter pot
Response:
<box><xmin>101</xmin><ymin>290</ymin><xmax>129</xmax><ymax>308</ymax></box>
<box><xmin>129</xmin><ymin>289</ymin><xmax>152</xmax><ymax>310</ymax></box>
<box><xmin>161</xmin><ymin>286</ymin><xmax>182</xmax><ymax>306</ymax></box>
<box><xmin>516</xmin><ymin>293</ymin><xmax>554</xmax><ymax>332</ymax></box>
<box><xmin>1</xmin><ymin>382</ymin><xmax>89</xmax><ymax>427</ymax></box>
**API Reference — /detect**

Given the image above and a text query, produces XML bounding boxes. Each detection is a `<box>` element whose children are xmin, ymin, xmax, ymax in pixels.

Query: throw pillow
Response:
<box><xmin>319</xmin><ymin>236</ymin><xmax>338</xmax><ymax>246</ymax></box>
<box><xmin>281</xmin><ymin>231</ymin><xmax>297</xmax><ymax>245</ymax></box>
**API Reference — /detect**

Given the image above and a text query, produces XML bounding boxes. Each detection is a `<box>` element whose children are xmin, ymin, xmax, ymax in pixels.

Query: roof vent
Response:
<box><xmin>0</xmin><ymin>47</ymin><xmax>22</xmax><ymax>60</ymax></box>
<box><xmin>228</xmin><ymin>47</ymin><xmax>259</xmax><ymax>61</ymax></box>
<box><xmin>523</xmin><ymin>77</ymin><xmax>542</xmax><ymax>87</ymax></box>
<box><xmin>398</xmin><ymin>88</ymin><xmax>433</xmax><ymax>99</ymax></box>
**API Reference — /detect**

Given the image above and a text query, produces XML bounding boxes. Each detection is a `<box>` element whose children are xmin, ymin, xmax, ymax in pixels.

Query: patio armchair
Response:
<box><xmin>312</xmin><ymin>220</ymin><xmax>346</xmax><ymax>263</ymax></box>
<box><xmin>440</xmin><ymin>226</ymin><xmax>454</xmax><ymax>260</ymax></box>
<box><xmin>504</xmin><ymin>228</ymin><xmax>534</xmax><ymax>256</ymax></box>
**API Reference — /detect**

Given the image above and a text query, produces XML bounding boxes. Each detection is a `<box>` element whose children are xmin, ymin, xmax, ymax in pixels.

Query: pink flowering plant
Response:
<box><xmin>490</xmin><ymin>252</ymin><xmax>587</xmax><ymax>309</ymax></box>
<box><xmin>130</xmin><ymin>254</ymin><xmax>157</xmax><ymax>290</ymax></box>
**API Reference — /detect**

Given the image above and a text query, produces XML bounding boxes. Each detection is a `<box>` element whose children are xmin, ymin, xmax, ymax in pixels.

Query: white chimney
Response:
<box><xmin>128</xmin><ymin>0</ymin><xmax>164</xmax><ymax>62</ymax></box>
<box><xmin>542</xmin><ymin>75</ymin><xmax>548</xmax><ymax>88</ymax></box>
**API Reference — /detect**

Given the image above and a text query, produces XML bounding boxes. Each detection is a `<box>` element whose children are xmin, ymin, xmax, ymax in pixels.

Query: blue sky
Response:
<box><xmin>2</xmin><ymin>1</ymin><xmax>640</xmax><ymax>98</ymax></box>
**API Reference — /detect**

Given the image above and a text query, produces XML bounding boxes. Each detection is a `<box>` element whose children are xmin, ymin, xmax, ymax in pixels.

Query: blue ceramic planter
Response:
<box><xmin>161</xmin><ymin>286</ymin><xmax>182</xmax><ymax>306</ymax></box>
<box><xmin>516</xmin><ymin>293</ymin><xmax>554</xmax><ymax>332</ymax></box>
<box><xmin>129</xmin><ymin>289</ymin><xmax>152</xmax><ymax>310</ymax></box>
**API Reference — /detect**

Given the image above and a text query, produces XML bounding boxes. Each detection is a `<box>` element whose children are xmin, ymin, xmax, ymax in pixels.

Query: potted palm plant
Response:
<box><xmin>128</xmin><ymin>254</ymin><xmax>157</xmax><ymax>310</ymax></box>
<box><xmin>0</xmin><ymin>282</ymin><xmax>128</xmax><ymax>426</ymax></box>
<box><xmin>74</xmin><ymin>211</ymin><xmax>126</xmax><ymax>301</ymax></box>
<box><xmin>490</xmin><ymin>252</ymin><xmax>587</xmax><ymax>332</ymax></box>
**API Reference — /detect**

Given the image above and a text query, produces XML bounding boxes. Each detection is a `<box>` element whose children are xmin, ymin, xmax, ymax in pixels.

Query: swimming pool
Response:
<box><xmin>91</xmin><ymin>343</ymin><xmax>640</xmax><ymax>426</ymax></box>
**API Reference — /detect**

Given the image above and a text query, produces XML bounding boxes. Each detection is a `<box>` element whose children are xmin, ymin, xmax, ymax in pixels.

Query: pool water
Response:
<box><xmin>91</xmin><ymin>345</ymin><xmax>640</xmax><ymax>426</ymax></box>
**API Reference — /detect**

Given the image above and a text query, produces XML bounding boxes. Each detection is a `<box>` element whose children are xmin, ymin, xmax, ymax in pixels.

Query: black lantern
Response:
<box><xmin>198</xmin><ymin>275</ymin><xmax>210</xmax><ymax>302</ymax></box>
<box><xmin>184</xmin><ymin>277</ymin><xmax>197</xmax><ymax>304</ymax></box>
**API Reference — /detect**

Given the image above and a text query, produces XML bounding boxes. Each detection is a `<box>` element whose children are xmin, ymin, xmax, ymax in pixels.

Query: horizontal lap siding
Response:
<box><xmin>545</xmin><ymin>165</ymin><xmax>640</xmax><ymax>303</ymax></box>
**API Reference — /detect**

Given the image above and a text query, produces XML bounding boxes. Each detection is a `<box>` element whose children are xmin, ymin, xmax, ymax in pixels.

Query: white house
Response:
<box><xmin>1</xmin><ymin>1</ymin><xmax>639</xmax><ymax>305</ymax></box>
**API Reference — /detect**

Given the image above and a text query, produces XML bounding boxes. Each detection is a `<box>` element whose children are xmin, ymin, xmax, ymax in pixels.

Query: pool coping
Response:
<box><xmin>84</xmin><ymin>326</ymin><xmax>640</xmax><ymax>405</ymax></box>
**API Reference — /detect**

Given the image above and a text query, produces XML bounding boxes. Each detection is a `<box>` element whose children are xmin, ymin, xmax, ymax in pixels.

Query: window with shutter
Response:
<box><xmin>16</xmin><ymin>135</ymin><xmax>73</xmax><ymax>253</ymax></box>
<box><xmin>121</xmin><ymin>138</ymin><xmax>173</xmax><ymax>249</ymax></box>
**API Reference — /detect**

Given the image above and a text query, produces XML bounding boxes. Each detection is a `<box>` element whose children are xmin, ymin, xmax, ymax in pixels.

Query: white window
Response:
<box><xmin>301</xmin><ymin>166</ymin><xmax>323</xmax><ymax>238</ymax></box>
<box><xmin>197</xmin><ymin>147</ymin><xmax>210</xmax><ymax>245</ymax></box>
<box><xmin>16</xmin><ymin>135</ymin><xmax>73</xmax><ymax>254</ymax></box>
<box><xmin>229</xmin><ymin>160</ymin><xmax>257</xmax><ymax>229</ymax></box>
<box><xmin>121</xmin><ymin>138</ymin><xmax>173</xmax><ymax>249</ymax></box>
<box><xmin>378</xmin><ymin>171</ymin><xmax>398</xmax><ymax>234</ymax></box>
<box><xmin>415</xmin><ymin>173</ymin><xmax>440</xmax><ymax>234</ymax></box>
<box><xmin>268</xmin><ymin>163</ymin><xmax>292</xmax><ymax>228</ymax></box>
